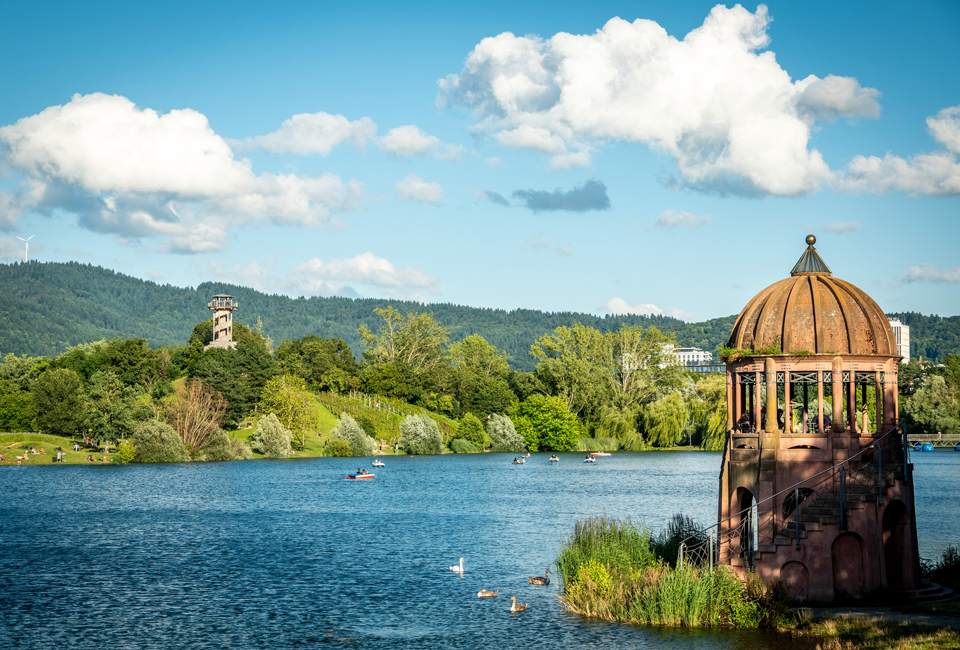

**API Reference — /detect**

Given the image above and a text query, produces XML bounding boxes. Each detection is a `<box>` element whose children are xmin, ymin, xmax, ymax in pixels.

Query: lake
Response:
<box><xmin>0</xmin><ymin>449</ymin><xmax>956</xmax><ymax>649</ymax></box>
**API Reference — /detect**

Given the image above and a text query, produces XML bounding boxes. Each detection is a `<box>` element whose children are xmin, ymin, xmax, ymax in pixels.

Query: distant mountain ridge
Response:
<box><xmin>0</xmin><ymin>262</ymin><xmax>955</xmax><ymax>369</ymax></box>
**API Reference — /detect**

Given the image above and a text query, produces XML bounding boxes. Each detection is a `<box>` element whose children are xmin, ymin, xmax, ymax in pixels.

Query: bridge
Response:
<box><xmin>907</xmin><ymin>434</ymin><xmax>960</xmax><ymax>448</ymax></box>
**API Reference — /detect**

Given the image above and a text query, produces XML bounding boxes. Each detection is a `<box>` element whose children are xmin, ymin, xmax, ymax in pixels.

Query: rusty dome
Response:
<box><xmin>728</xmin><ymin>236</ymin><xmax>898</xmax><ymax>356</ymax></box>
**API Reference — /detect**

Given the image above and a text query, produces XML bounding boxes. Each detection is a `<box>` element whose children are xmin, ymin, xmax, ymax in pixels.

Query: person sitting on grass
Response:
<box><xmin>39</xmin><ymin>447</ymin><xmax>45</xmax><ymax>454</ymax></box>
<box><xmin>87</xmin><ymin>455</ymin><xmax>94</xmax><ymax>462</ymax></box>
<box><xmin>30</xmin><ymin>446</ymin><xmax>37</xmax><ymax>454</ymax></box>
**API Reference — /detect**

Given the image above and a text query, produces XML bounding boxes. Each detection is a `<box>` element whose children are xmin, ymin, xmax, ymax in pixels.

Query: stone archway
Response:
<box><xmin>832</xmin><ymin>532</ymin><xmax>865</xmax><ymax>597</ymax></box>
<box><xmin>733</xmin><ymin>487</ymin><xmax>757</xmax><ymax>563</ymax></box>
<box><xmin>882</xmin><ymin>500</ymin><xmax>910</xmax><ymax>588</ymax></box>
<box><xmin>780</xmin><ymin>561</ymin><xmax>809</xmax><ymax>600</ymax></box>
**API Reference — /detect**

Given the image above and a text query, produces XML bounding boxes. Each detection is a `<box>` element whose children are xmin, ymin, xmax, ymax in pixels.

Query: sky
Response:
<box><xmin>0</xmin><ymin>0</ymin><xmax>958</xmax><ymax>322</ymax></box>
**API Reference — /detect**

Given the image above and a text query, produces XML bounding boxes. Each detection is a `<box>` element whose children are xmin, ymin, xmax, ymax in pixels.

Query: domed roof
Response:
<box><xmin>728</xmin><ymin>236</ymin><xmax>898</xmax><ymax>357</ymax></box>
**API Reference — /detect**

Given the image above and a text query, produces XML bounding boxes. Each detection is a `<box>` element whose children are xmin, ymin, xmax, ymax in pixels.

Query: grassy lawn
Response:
<box><xmin>0</xmin><ymin>432</ymin><xmax>116</xmax><ymax>465</ymax></box>
<box><xmin>791</xmin><ymin>615</ymin><xmax>960</xmax><ymax>649</ymax></box>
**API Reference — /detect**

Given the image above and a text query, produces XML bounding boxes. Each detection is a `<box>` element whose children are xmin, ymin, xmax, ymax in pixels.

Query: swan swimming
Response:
<box><xmin>450</xmin><ymin>557</ymin><xmax>464</xmax><ymax>573</ymax></box>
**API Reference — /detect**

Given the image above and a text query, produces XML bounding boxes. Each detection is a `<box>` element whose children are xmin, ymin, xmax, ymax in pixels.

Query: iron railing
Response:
<box><xmin>678</xmin><ymin>420</ymin><xmax>907</xmax><ymax>569</ymax></box>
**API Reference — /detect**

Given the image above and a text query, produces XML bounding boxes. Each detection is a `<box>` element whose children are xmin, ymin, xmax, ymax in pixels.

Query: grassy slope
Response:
<box><xmin>0</xmin><ymin>433</ymin><xmax>114</xmax><ymax>465</ymax></box>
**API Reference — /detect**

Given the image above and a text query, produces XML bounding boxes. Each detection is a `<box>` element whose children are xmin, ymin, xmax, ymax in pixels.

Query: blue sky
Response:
<box><xmin>1</xmin><ymin>1</ymin><xmax>958</xmax><ymax>322</ymax></box>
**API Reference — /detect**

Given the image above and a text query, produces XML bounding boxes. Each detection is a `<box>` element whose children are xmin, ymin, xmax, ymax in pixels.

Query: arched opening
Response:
<box><xmin>780</xmin><ymin>561</ymin><xmax>809</xmax><ymax>601</ymax></box>
<box><xmin>882</xmin><ymin>500</ymin><xmax>910</xmax><ymax>588</ymax></box>
<box><xmin>734</xmin><ymin>487</ymin><xmax>758</xmax><ymax>566</ymax></box>
<box><xmin>832</xmin><ymin>533</ymin><xmax>865</xmax><ymax>597</ymax></box>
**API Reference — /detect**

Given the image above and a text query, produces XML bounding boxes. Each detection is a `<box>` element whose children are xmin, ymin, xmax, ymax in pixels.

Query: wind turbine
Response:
<box><xmin>16</xmin><ymin>235</ymin><xmax>34</xmax><ymax>262</ymax></box>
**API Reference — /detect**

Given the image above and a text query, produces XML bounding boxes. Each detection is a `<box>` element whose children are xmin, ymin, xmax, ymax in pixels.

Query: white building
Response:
<box><xmin>889</xmin><ymin>319</ymin><xmax>910</xmax><ymax>363</ymax></box>
<box><xmin>664</xmin><ymin>345</ymin><xmax>713</xmax><ymax>366</ymax></box>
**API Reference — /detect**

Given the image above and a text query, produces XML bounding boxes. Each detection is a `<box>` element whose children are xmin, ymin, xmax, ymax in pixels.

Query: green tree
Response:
<box><xmin>191</xmin><ymin>338</ymin><xmax>277</xmax><ymax>425</ymax></box>
<box><xmin>643</xmin><ymin>392</ymin><xmax>690</xmax><ymax>448</ymax></box>
<box><xmin>515</xmin><ymin>394</ymin><xmax>579</xmax><ymax>451</ymax></box>
<box><xmin>0</xmin><ymin>380</ymin><xmax>35</xmax><ymax>431</ymax></box>
<box><xmin>689</xmin><ymin>374</ymin><xmax>727</xmax><ymax>450</ymax></box>
<box><xmin>258</xmin><ymin>374</ymin><xmax>315</xmax><ymax>446</ymax></box>
<box><xmin>250</xmin><ymin>413</ymin><xmax>291</xmax><ymax>458</ymax></box>
<box><xmin>83</xmin><ymin>370</ymin><xmax>148</xmax><ymax>441</ymax></box>
<box><xmin>448</xmin><ymin>334</ymin><xmax>509</xmax><ymax>379</ymax></box>
<box><xmin>400</xmin><ymin>413</ymin><xmax>443</xmax><ymax>455</ymax></box>
<box><xmin>131</xmin><ymin>420</ymin><xmax>190</xmax><ymax>463</ymax></box>
<box><xmin>358</xmin><ymin>307</ymin><xmax>450</xmax><ymax>380</ymax></box>
<box><xmin>530</xmin><ymin>323</ymin><xmax>606</xmax><ymax>416</ymax></box>
<box><xmin>904</xmin><ymin>375</ymin><xmax>960</xmax><ymax>435</ymax></box>
<box><xmin>0</xmin><ymin>352</ymin><xmax>43</xmax><ymax>390</ymax></box>
<box><xmin>330</xmin><ymin>413</ymin><xmax>376</xmax><ymax>456</ymax></box>
<box><xmin>455</xmin><ymin>413</ymin><xmax>490</xmax><ymax>448</ymax></box>
<box><xmin>487</xmin><ymin>414</ymin><xmax>527</xmax><ymax>453</ymax></box>
<box><xmin>276</xmin><ymin>335</ymin><xmax>358</xmax><ymax>389</ymax></box>
<box><xmin>599</xmin><ymin>325</ymin><xmax>681</xmax><ymax>412</ymax></box>
<box><xmin>31</xmin><ymin>368</ymin><xmax>84</xmax><ymax>435</ymax></box>
<box><xmin>359</xmin><ymin>362</ymin><xmax>418</xmax><ymax>401</ymax></box>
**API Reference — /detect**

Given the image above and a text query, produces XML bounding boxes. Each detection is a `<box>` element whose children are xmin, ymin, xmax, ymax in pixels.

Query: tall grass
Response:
<box><xmin>557</xmin><ymin>516</ymin><xmax>789</xmax><ymax>628</ymax></box>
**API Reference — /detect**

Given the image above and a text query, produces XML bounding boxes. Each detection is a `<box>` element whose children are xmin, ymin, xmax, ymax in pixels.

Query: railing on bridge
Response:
<box><xmin>907</xmin><ymin>434</ymin><xmax>960</xmax><ymax>449</ymax></box>
<box><xmin>678</xmin><ymin>420</ymin><xmax>907</xmax><ymax>570</ymax></box>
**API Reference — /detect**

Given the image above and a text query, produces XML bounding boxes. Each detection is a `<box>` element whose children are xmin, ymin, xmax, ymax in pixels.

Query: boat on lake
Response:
<box><xmin>512</xmin><ymin>458</ymin><xmax>525</xmax><ymax>464</ymax></box>
<box><xmin>590</xmin><ymin>452</ymin><xmax>612</xmax><ymax>457</ymax></box>
<box><xmin>583</xmin><ymin>457</ymin><xmax>597</xmax><ymax>464</ymax></box>
<box><xmin>347</xmin><ymin>472</ymin><xmax>375</xmax><ymax>479</ymax></box>
<box><xmin>549</xmin><ymin>455</ymin><xmax>559</xmax><ymax>462</ymax></box>
<box><xmin>372</xmin><ymin>460</ymin><xmax>385</xmax><ymax>467</ymax></box>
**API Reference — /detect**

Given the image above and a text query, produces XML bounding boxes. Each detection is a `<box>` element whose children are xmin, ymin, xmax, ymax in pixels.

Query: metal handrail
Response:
<box><xmin>678</xmin><ymin>419</ymin><xmax>905</xmax><ymax>567</ymax></box>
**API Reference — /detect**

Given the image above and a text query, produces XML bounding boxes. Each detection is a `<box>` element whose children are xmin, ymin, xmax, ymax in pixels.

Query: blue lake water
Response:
<box><xmin>1</xmin><ymin>450</ymin><xmax>956</xmax><ymax>649</ymax></box>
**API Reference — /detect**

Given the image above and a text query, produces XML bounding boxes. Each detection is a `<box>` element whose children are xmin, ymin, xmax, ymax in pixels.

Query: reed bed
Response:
<box><xmin>575</xmin><ymin>437</ymin><xmax>621</xmax><ymax>452</ymax></box>
<box><xmin>557</xmin><ymin>516</ymin><xmax>789</xmax><ymax>628</ymax></box>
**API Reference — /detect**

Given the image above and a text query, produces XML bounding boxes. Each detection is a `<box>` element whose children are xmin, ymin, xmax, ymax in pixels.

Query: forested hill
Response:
<box><xmin>0</xmin><ymin>261</ymin><xmax>739</xmax><ymax>370</ymax></box>
<box><xmin>4</xmin><ymin>261</ymin><xmax>955</xmax><ymax>369</ymax></box>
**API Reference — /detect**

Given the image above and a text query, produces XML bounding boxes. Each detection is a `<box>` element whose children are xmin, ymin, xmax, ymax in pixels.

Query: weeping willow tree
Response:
<box><xmin>595</xmin><ymin>405</ymin><xmax>645</xmax><ymax>450</ymax></box>
<box><xmin>642</xmin><ymin>392</ymin><xmax>689</xmax><ymax>448</ymax></box>
<box><xmin>687</xmin><ymin>374</ymin><xmax>727</xmax><ymax>451</ymax></box>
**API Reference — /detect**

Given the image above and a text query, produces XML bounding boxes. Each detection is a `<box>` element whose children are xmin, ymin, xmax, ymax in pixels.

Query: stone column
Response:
<box><xmin>727</xmin><ymin>370</ymin><xmax>735</xmax><ymax>431</ymax></box>
<box><xmin>848</xmin><ymin>374</ymin><xmax>858</xmax><ymax>435</ymax></box>
<box><xmin>832</xmin><ymin>357</ymin><xmax>844</xmax><ymax>433</ymax></box>
<box><xmin>755</xmin><ymin>370</ymin><xmax>762</xmax><ymax>431</ymax></box>
<box><xmin>875</xmin><ymin>372</ymin><xmax>883</xmax><ymax>434</ymax></box>
<box><xmin>784</xmin><ymin>370</ymin><xmax>792</xmax><ymax>433</ymax></box>
<box><xmin>765</xmin><ymin>358</ymin><xmax>777</xmax><ymax>434</ymax></box>
<box><xmin>817</xmin><ymin>371</ymin><xmax>825</xmax><ymax>434</ymax></box>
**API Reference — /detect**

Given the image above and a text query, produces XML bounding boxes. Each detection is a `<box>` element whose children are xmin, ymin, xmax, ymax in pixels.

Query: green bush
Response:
<box><xmin>400</xmin><ymin>414</ymin><xmax>443</xmax><ymax>455</ymax></box>
<box><xmin>926</xmin><ymin>545</ymin><xmax>960</xmax><ymax>591</ymax></box>
<box><xmin>330</xmin><ymin>413</ymin><xmax>376</xmax><ymax>456</ymax></box>
<box><xmin>487</xmin><ymin>414</ymin><xmax>526</xmax><ymax>453</ymax></box>
<box><xmin>203</xmin><ymin>429</ymin><xmax>252</xmax><ymax>461</ymax></box>
<box><xmin>131</xmin><ymin>420</ymin><xmax>189</xmax><ymax>463</ymax></box>
<box><xmin>515</xmin><ymin>394</ymin><xmax>579</xmax><ymax>451</ymax></box>
<box><xmin>450</xmin><ymin>438</ymin><xmax>479</xmax><ymax>453</ymax></box>
<box><xmin>327</xmin><ymin>438</ymin><xmax>352</xmax><ymax>457</ymax></box>
<box><xmin>250</xmin><ymin>413</ymin><xmax>291</xmax><ymax>458</ymax></box>
<box><xmin>455</xmin><ymin>413</ymin><xmax>489</xmax><ymax>448</ymax></box>
<box><xmin>117</xmin><ymin>438</ymin><xmax>136</xmax><ymax>463</ymax></box>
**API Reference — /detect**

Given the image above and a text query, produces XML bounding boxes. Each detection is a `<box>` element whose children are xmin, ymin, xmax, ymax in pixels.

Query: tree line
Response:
<box><xmin>0</xmin><ymin>305</ymin><xmax>733</xmax><ymax>460</ymax></box>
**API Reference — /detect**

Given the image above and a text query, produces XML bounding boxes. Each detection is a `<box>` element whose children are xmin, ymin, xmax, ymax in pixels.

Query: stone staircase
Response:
<box><xmin>900</xmin><ymin>580</ymin><xmax>955</xmax><ymax>603</ymax></box>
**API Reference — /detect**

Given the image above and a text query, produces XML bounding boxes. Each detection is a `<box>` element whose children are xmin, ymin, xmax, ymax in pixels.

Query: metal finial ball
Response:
<box><xmin>805</xmin><ymin>234</ymin><xmax>816</xmax><ymax>246</ymax></box>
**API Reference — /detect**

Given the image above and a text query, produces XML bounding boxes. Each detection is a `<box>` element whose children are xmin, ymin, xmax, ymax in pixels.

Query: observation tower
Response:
<box><xmin>205</xmin><ymin>294</ymin><xmax>239</xmax><ymax>350</ymax></box>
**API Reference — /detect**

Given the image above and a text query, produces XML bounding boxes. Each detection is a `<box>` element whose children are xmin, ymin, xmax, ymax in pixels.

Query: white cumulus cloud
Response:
<box><xmin>439</xmin><ymin>4</ymin><xmax>884</xmax><ymax>196</ymax></box>
<box><xmin>379</xmin><ymin>125</ymin><xmax>441</xmax><ymax>157</ymax></box>
<box><xmin>396</xmin><ymin>174</ymin><xmax>444</xmax><ymax>203</ymax></box>
<box><xmin>0</xmin><ymin>93</ymin><xmax>364</xmax><ymax>251</ymax></box>
<box><xmin>835</xmin><ymin>105</ymin><xmax>960</xmax><ymax>196</ymax></box>
<box><xmin>901</xmin><ymin>263</ymin><xmax>960</xmax><ymax>284</ymax></box>
<box><xmin>289</xmin><ymin>252</ymin><xmax>439</xmax><ymax>297</ymax></box>
<box><xmin>602</xmin><ymin>297</ymin><xmax>695</xmax><ymax>321</ymax></box>
<box><xmin>234</xmin><ymin>112</ymin><xmax>377</xmax><ymax>155</ymax></box>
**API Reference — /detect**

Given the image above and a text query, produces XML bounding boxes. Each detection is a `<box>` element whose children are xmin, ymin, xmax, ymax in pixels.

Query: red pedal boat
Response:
<box><xmin>347</xmin><ymin>472</ymin><xmax>375</xmax><ymax>479</ymax></box>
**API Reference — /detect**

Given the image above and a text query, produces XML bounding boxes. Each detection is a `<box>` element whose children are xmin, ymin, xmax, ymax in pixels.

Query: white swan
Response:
<box><xmin>450</xmin><ymin>557</ymin><xmax>464</xmax><ymax>573</ymax></box>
